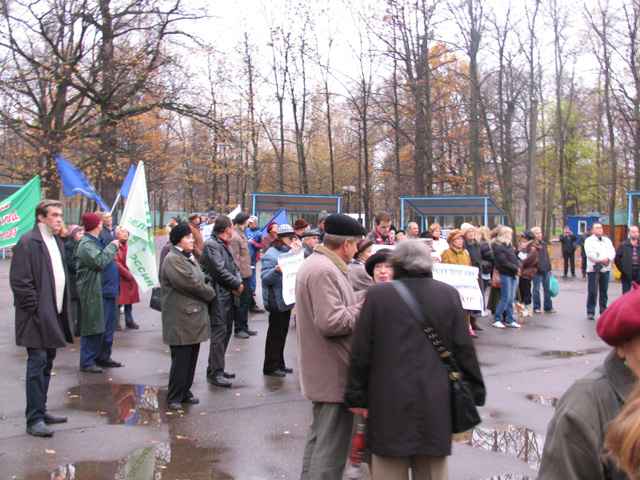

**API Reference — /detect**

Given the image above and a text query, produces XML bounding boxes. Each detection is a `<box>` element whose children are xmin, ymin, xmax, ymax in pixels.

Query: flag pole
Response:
<box><xmin>110</xmin><ymin>193</ymin><xmax>121</xmax><ymax>215</ymax></box>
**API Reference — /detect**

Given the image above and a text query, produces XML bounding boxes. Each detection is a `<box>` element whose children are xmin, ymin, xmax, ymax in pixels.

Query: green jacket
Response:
<box><xmin>75</xmin><ymin>235</ymin><xmax>118</xmax><ymax>336</ymax></box>
<box><xmin>161</xmin><ymin>248</ymin><xmax>216</xmax><ymax>345</ymax></box>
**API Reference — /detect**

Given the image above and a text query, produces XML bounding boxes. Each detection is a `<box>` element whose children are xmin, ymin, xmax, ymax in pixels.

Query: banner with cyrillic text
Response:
<box><xmin>0</xmin><ymin>176</ymin><xmax>41</xmax><ymax>248</ymax></box>
<box><xmin>120</xmin><ymin>162</ymin><xmax>158</xmax><ymax>291</ymax></box>
<box><xmin>431</xmin><ymin>264</ymin><xmax>483</xmax><ymax>311</ymax></box>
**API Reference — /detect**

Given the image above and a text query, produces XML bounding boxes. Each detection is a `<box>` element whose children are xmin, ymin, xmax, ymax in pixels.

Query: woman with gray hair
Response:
<box><xmin>345</xmin><ymin>240</ymin><xmax>485</xmax><ymax>480</ymax></box>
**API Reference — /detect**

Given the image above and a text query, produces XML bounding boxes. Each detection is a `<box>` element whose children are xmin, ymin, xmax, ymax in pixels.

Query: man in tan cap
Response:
<box><xmin>539</xmin><ymin>284</ymin><xmax>640</xmax><ymax>480</ymax></box>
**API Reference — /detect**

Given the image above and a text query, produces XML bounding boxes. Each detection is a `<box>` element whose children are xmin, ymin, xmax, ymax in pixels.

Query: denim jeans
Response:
<box><xmin>123</xmin><ymin>304</ymin><xmax>134</xmax><ymax>325</ymax></box>
<box><xmin>26</xmin><ymin>348</ymin><xmax>56</xmax><ymax>425</ymax></box>
<box><xmin>494</xmin><ymin>274</ymin><xmax>517</xmax><ymax>324</ymax></box>
<box><xmin>251</xmin><ymin>260</ymin><xmax>257</xmax><ymax>292</ymax></box>
<box><xmin>587</xmin><ymin>271</ymin><xmax>610</xmax><ymax>315</ymax></box>
<box><xmin>532</xmin><ymin>272</ymin><xmax>553</xmax><ymax>311</ymax></box>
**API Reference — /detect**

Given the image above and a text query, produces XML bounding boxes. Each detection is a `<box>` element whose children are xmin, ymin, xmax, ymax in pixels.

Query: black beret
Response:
<box><xmin>170</xmin><ymin>223</ymin><xmax>192</xmax><ymax>245</ymax></box>
<box><xmin>324</xmin><ymin>214</ymin><xmax>367</xmax><ymax>236</ymax></box>
<box><xmin>234</xmin><ymin>212</ymin><xmax>251</xmax><ymax>225</ymax></box>
<box><xmin>365</xmin><ymin>249</ymin><xmax>392</xmax><ymax>277</ymax></box>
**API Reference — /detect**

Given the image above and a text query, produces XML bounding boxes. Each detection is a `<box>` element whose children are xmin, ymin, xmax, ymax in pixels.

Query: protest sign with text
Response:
<box><xmin>431</xmin><ymin>263</ymin><xmax>483</xmax><ymax>311</ymax></box>
<box><xmin>279</xmin><ymin>249</ymin><xmax>305</xmax><ymax>305</ymax></box>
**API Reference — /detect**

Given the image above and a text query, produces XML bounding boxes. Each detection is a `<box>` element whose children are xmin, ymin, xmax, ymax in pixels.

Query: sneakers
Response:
<box><xmin>126</xmin><ymin>321</ymin><xmax>140</xmax><ymax>329</ymax></box>
<box><xmin>587</xmin><ymin>314</ymin><xmax>595</xmax><ymax>320</ymax></box>
<box><xmin>492</xmin><ymin>321</ymin><xmax>505</xmax><ymax>329</ymax></box>
<box><xmin>545</xmin><ymin>309</ymin><xmax>557</xmax><ymax>313</ymax></box>
<box><xmin>506</xmin><ymin>322</ymin><xmax>522</xmax><ymax>328</ymax></box>
<box><xmin>533</xmin><ymin>309</ymin><xmax>542</xmax><ymax>314</ymax></box>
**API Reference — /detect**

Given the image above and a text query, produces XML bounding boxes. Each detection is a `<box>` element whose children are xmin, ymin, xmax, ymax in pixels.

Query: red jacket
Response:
<box><xmin>115</xmin><ymin>241</ymin><xmax>141</xmax><ymax>305</ymax></box>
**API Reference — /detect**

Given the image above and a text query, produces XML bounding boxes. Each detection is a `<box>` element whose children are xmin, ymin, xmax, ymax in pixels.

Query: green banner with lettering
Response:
<box><xmin>0</xmin><ymin>176</ymin><xmax>42</xmax><ymax>248</ymax></box>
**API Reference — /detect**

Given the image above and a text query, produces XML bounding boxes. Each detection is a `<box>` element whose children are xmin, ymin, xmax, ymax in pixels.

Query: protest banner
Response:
<box><xmin>279</xmin><ymin>249</ymin><xmax>305</xmax><ymax>305</ymax></box>
<box><xmin>371</xmin><ymin>244</ymin><xmax>395</xmax><ymax>254</ymax></box>
<box><xmin>0</xmin><ymin>176</ymin><xmax>41</xmax><ymax>249</ymax></box>
<box><xmin>120</xmin><ymin>161</ymin><xmax>158</xmax><ymax>291</ymax></box>
<box><xmin>431</xmin><ymin>263</ymin><xmax>483</xmax><ymax>311</ymax></box>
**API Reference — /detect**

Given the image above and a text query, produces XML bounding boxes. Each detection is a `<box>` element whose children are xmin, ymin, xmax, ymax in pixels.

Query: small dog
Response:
<box><xmin>514</xmin><ymin>301</ymin><xmax>527</xmax><ymax>322</ymax></box>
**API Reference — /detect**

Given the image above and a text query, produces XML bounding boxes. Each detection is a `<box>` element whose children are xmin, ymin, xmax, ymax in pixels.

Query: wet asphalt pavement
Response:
<box><xmin>0</xmin><ymin>239</ymin><xmax>623</xmax><ymax>479</ymax></box>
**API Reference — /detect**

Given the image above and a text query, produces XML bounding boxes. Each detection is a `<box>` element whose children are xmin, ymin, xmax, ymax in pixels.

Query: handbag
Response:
<box><xmin>491</xmin><ymin>269</ymin><xmax>501</xmax><ymax>289</ymax></box>
<box><xmin>392</xmin><ymin>281</ymin><xmax>481</xmax><ymax>434</ymax></box>
<box><xmin>549</xmin><ymin>274</ymin><xmax>559</xmax><ymax>298</ymax></box>
<box><xmin>149</xmin><ymin>286</ymin><xmax>162</xmax><ymax>312</ymax></box>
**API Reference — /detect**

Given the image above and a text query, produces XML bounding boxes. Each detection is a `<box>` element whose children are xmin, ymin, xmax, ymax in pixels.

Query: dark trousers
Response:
<box><xmin>581</xmin><ymin>250</ymin><xmax>587</xmax><ymax>277</ymax></box>
<box><xmin>563</xmin><ymin>252</ymin><xmax>576</xmax><ymax>276</ymax></box>
<box><xmin>519</xmin><ymin>278</ymin><xmax>532</xmax><ymax>305</ymax></box>
<box><xmin>167</xmin><ymin>344</ymin><xmax>200</xmax><ymax>404</ymax></box>
<box><xmin>622</xmin><ymin>269</ymin><xmax>639</xmax><ymax>294</ymax></box>
<box><xmin>587</xmin><ymin>271</ymin><xmax>610</xmax><ymax>315</ymax></box>
<box><xmin>207</xmin><ymin>301</ymin><xmax>235</xmax><ymax>378</ymax></box>
<box><xmin>26</xmin><ymin>348</ymin><xmax>56</xmax><ymax>425</ymax></box>
<box><xmin>80</xmin><ymin>297</ymin><xmax>117</xmax><ymax>367</ymax></box>
<box><xmin>234</xmin><ymin>277</ymin><xmax>252</xmax><ymax>333</ymax></box>
<box><xmin>263</xmin><ymin>310</ymin><xmax>292</xmax><ymax>373</ymax></box>
<box><xmin>71</xmin><ymin>298</ymin><xmax>83</xmax><ymax>337</ymax></box>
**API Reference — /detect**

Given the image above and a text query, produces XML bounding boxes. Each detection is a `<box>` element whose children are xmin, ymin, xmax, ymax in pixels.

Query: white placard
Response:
<box><xmin>370</xmin><ymin>244</ymin><xmax>396</xmax><ymax>254</ymax></box>
<box><xmin>279</xmin><ymin>250</ymin><xmax>305</xmax><ymax>305</ymax></box>
<box><xmin>431</xmin><ymin>264</ymin><xmax>483</xmax><ymax>311</ymax></box>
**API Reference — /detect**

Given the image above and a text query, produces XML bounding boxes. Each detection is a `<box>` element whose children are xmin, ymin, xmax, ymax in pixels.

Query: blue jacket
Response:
<box><xmin>261</xmin><ymin>245</ymin><xmax>294</xmax><ymax>312</ymax></box>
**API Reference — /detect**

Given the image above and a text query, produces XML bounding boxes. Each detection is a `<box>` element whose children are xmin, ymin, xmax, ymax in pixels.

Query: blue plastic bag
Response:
<box><xmin>549</xmin><ymin>274</ymin><xmax>559</xmax><ymax>297</ymax></box>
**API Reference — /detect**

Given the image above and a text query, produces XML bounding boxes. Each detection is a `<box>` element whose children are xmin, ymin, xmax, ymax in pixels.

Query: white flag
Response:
<box><xmin>120</xmin><ymin>161</ymin><xmax>158</xmax><ymax>291</ymax></box>
<box><xmin>228</xmin><ymin>204</ymin><xmax>241</xmax><ymax>220</ymax></box>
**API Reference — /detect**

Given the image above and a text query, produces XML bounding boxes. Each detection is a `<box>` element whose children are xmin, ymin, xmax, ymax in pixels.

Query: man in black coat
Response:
<box><xmin>559</xmin><ymin>225</ymin><xmax>577</xmax><ymax>278</ymax></box>
<box><xmin>614</xmin><ymin>225</ymin><xmax>640</xmax><ymax>294</ymax></box>
<box><xmin>201</xmin><ymin>216</ymin><xmax>243</xmax><ymax>388</ymax></box>
<box><xmin>10</xmin><ymin>200</ymin><xmax>73</xmax><ymax>437</ymax></box>
<box><xmin>579</xmin><ymin>226</ymin><xmax>592</xmax><ymax>278</ymax></box>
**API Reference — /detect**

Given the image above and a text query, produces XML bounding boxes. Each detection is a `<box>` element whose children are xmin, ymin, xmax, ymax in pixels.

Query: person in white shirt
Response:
<box><xmin>584</xmin><ymin>222</ymin><xmax>617</xmax><ymax>320</ymax></box>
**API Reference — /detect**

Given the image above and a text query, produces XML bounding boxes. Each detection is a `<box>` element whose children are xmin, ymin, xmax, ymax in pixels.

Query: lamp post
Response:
<box><xmin>342</xmin><ymin>185</ymin><xmax>356</xmax><ymax>214</ymax></box>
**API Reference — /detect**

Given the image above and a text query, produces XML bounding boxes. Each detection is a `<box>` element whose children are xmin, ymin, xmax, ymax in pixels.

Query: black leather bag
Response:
<box><xmin>392</xmin><ymin>281</ymin><xmax>481</xmax><ymax>434</ymax></box>
<box><xmin>150</xmin><ymin>286</ymin><xmax>162</xmax><ymax>312</ymax></box>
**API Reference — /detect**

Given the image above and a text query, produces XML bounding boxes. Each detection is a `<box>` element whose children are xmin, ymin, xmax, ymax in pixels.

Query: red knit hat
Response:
<box><xmin>597</xmin><ymin>283</ymin><xmax>640</xmax><ymax>346</ymax></box>
<box><xmin>81</xmin><ymin>212</ymin><xmax>102</xmax><ymax>231</ymax></box>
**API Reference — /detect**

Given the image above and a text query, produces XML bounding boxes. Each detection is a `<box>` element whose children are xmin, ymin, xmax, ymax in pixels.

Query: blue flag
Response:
<box><xmin>256</xmin><ymin>208</ymin><xmax>288</xmax><ymax>239</ymax></box>
<box><xmin>54</xmin><ymin>155</ymin><xmax>109</xmax><ymax>211</ymax></box>
<box><xmin>119</xmin><ymin>164</ymin><xmax>136</xmax><ymax>198</ymax></box>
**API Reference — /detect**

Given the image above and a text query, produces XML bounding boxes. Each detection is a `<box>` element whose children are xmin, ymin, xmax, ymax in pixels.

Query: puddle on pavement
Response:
<box><xmin>67</xmin><ymin>383</ymin><xmax>164</xmax><ymax>426</ymax></box>
<box><xmin>527</xmin><ymin>394</ymin><xmax>559</xmax><ymax>408</ymax></box>
<box><xmin>455</xmin><ymin>425</ymin><xmax>544</xmax><ymax>471</ymax></box>
<box><xmin>540</xmin><ymin>347</ymin><xmax>603</xmax><ymax>358</ymax></box>
<box><xmin>35</xmin><ymin>443</ymin><xmax>233</xmax><ymax>480</ymax></box>
<box><xmin>475</xmin><ymin>476</ymin><xmax>535</xmax><ymax>480</ymax></box>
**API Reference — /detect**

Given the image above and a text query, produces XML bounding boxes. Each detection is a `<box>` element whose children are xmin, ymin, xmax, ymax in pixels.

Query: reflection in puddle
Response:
<box><xmin>541</xmin><ymin>348</ymin><xmax>603</xmax><ymax>358</ymax></box>
<box><xmin>476</xmin><ymin>476</ymin><xmax>535</xmax><ymax>480</ymax></box>
<box><xmin>48</xmin><ymin>443</ymin><xmax>233</xmax><ymax>480</ymax></box>
<box><xmin>527</xmin><ymin>394</ymin><xmax>559</xmax><ymax>408</ymax></box>
<box><xmin>456</xmin><ymin>425</ymin><xmax>544</xmax><ymax>470</ymax></box>
<box><xmin>67</xmin><ymin>384</ymin><xmax>162</xmax><ymax>426</ymax></box>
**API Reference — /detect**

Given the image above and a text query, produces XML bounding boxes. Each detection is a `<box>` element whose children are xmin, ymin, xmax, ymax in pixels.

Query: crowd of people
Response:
<box><xmin>9</xmin><ymin>199</ymin><xmax>640</xmax><ymax>480</ymax></box>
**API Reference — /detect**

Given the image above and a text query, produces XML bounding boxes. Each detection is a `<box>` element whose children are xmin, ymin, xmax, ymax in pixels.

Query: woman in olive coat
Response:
<box><xmin>161</xmin><ymin>224</ymin><xmax>216</xmax><ymax>412</ymax></box>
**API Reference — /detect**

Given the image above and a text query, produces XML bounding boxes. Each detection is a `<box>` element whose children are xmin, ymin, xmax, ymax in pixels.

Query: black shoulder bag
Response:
<box><xmin>391</xmin><ymin>281</ymin><xmax>481</xmax><ymax>434</ymax></box>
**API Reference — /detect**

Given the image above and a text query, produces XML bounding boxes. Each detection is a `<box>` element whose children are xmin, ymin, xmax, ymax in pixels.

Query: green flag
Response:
<box><xmin>0</xmin><ymin>176</ymin><xmax>42</xmax><ymax>249</ymax></box>
<box><xmin>120</xmin><ymin>162</ymin><xmax>158</xmax><ymax>291</ymax></box>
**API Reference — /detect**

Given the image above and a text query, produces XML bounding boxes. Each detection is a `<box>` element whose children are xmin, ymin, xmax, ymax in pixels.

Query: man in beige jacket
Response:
<box><xmin>229</xmin><ymin>212</ymin><xmax>257</xmax><ymax>338</ymax></box>
<box><xmin>295</xmin><ymin>213</ymin><xmax>367</xmax><ymax>480</ymax></box>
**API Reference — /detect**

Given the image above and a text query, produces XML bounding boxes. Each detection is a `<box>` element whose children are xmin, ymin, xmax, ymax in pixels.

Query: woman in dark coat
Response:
<box><xmin>262</xmin><ymin>222</ymin><xmax>279</xmax><ymax>252</ymax></box>
<box><xmin>65</xmin><ymin>225</ymin><xmax>83</xmax><ymax>337</ymax></box>
<box><xmin>345</xmin><ymin>240</ymin><xmax>485</xmax><ymax>480</ymax></box>
<box><xmin>114</xmin><ymin>228</ymin><xmax>140</xmax><ymax>330</ymax></box>
<box><xmin>261</xmin><ymin>224</ymin><xmax>296</xmax><ymax>377</ymax></box>
<box><xmin>491</xmin><ymin>226</ymin><xmax>521</xmax><ymax>329</ymax></box>
<box><xmin>161</xmin><ymin>224</ymin><xmax>216</xmax><ymax>412</ymax></box>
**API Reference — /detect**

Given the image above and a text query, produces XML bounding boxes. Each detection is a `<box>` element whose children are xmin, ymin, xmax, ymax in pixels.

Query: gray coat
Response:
<box><xmin>538</xmin><ymin>349</ymin><xmax>633</xmax><ymax>480</ymax></box>
<box><xmin>10</xmin><ymin>226</ymin><xmax>73</xmax><ymax>348</ymax></box>
<box><xmin>201</xmin><ymin>233</ymin><xmax>242</xmax><ymax>325</ymax></box>
<box><xmin>160</xmin><ymin>248</ymin><xmax>215</xmax><ymax>345</ymax></box>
